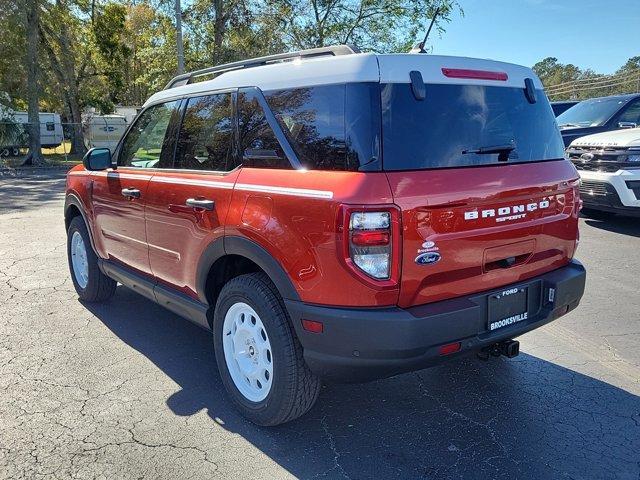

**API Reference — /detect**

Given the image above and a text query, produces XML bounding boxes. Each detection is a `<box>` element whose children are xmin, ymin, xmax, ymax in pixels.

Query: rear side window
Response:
<box><xmin>265</xmin><ymin>85</ymin><xmax>347</xmax><ymax>170</ymax></box>
<box><xmin>618</xmin><ymin>100</ymin><xmax>640</xmax><ymax>125</ymax></box>
<box><xmin>237</xmin><ymin>89</ymin><xmax>291</xmax><ymax>169</ymax></box>
<box><xmin>175</xmin><ymin>93</ymin><xmax>234</xmax><ymax>172</ymax></box>
<box><xmin>381</xmin><ymin>83</ymin><xmax>565</xmax><ymax>170</ymax></box>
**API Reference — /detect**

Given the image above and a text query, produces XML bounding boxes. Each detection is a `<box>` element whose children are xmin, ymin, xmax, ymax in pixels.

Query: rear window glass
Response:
<box><xmin>381</xmin><ymin>83</ymin><xmax>565</xmax><ymax>170</ymax></box>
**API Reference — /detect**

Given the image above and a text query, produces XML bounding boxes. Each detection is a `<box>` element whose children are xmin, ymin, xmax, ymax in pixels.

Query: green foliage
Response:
<box><xmin>2</xmin><ymin>0</ymin><xmax>462</xmax><ymax>114</ymax></box>
<box><xmin>93</xmin><ymin>2</ymin><xmax>131</xmax><ymax>106</ymax></box>
<box><xmin>257</xmin><ymin>0</ymin><xmax>461</xmax><ymax>53</ymax></box>
<box><xmin>534</xmin><ymin>56</ymin><xmax>640</xmax><ymax>101</ymax></box>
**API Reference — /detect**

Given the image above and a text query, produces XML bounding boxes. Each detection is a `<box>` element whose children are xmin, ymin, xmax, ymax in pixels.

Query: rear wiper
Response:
<box><xmin>462</xmin><ymin>144</ymin><xmax>515</xmax><ymax>161</ymax></box>
<box><xmin>559</xmin><ymin>123</ymin><xmax>581</xmax><ymax>128</ymax></box>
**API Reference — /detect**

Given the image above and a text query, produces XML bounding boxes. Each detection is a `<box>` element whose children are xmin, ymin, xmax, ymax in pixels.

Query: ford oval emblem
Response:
<box><xmin>415</xmin><ymin>252</ymin><xmax>441</xmax><ymax>265</ymax></box>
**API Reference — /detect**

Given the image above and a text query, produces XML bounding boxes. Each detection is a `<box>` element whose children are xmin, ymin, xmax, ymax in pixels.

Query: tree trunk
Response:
<box><xmin>212</xmin><ymin>0</ymin><xmax>227</xmax><ymax>62</ymax></box>
<box><xmin>39</xmin><ymin>0</ymin><xmax>87</xmax><ymax>156</ymax></box>
<box><xmin>24</xmin><ymin>0</ymin><xmax>44</xmax><ymax>166</ymax></box>
<box><xmin>59</xmin><ymin>16</ymin><xmax>86</xmax><ymax>155</ymax></box>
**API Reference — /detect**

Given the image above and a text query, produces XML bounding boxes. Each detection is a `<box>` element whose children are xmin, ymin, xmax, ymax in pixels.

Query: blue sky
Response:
<box><xmin>431</xmin><ymin>0</ymin><xmax>640</xmax><ymax>73</ymax></box>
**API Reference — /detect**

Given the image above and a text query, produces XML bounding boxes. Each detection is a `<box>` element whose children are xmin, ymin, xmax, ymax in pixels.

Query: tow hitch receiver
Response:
<box><xmin>500</xmin><ymin>339</ymin><xmax>520</xmax><ymax>358</ymax></box>
<box><xmin>478</xmin><ymin>339</ymin><xmax>520</xmax><ymax>360</ymax></box>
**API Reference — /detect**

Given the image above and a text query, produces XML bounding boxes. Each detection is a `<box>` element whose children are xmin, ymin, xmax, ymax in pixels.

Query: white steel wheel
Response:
<box><xmin>222</xmin><ymin>302</ymin><xmax>274</xmax><ymax>402</ymax></box>
<box><xmin>70</xmin><ymin>231</ymin><xmax>89</xmax><ymax>289</ymax></box>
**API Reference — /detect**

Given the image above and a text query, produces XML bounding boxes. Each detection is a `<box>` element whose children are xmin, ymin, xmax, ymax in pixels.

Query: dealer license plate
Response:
<box><xmin>488</xmin><ymin>287</ymin><xmax>528</xmax><ymax>332</ymax></box>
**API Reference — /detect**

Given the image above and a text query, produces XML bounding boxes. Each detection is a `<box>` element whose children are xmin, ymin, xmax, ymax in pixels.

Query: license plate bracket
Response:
<box><xmin>488</xmin><ymin>287</ymin><xmax>528</xmax><ymax>332</ymax></box>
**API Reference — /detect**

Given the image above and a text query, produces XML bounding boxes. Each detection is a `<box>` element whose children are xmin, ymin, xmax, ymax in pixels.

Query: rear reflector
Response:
<box><xmin>351</xmin><ymin>231</ymin><xmax>390</xmax><ymax>246</ymax></box>
<box><xmin>302</xmin><ymin>319</ymin><xmax>323</xmax><ymax>334</ymax></box>
<box><xmin>441</xmin><ymin>68</ymin><xmax>508</xmax><ymax>81</ymax></box>
<box><xmin>439</xmin><ymin>342</ymin><xmax>461</xmax><ymax>356</ymax></box>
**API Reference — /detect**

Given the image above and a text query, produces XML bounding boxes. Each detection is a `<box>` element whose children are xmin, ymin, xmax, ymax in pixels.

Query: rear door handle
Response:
<box><xmin>121</xmin><ymin>188</ymin><xmax>141</xmax><ymax>199</ymax></box>
<box><xmin>185</xmin><ymin>198</ymin><xmax>215</xmax><ymax>211</ymax></box>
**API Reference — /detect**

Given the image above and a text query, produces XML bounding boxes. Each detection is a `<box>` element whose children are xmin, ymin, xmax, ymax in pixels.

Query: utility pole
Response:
<box><xmin>175</xmin><ymin>0</ymin><xmax>185</xmax><ymax>74</ymax></box>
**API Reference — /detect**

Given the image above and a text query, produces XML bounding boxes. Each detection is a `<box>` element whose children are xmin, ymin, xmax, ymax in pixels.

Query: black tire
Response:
<box><xmin>582</xmin><ymin>208</ymin><xmax>615</xmax><ymax>220</ymax></box>
<box><xmin>67</xmin><ymin>216</ymin><xmax>116</xmax><ymax>302</ymax></box>
<box><xmin>213</xmin><ymin>272</ymin><xmax>321</xmax><ymax>426</ymax></box>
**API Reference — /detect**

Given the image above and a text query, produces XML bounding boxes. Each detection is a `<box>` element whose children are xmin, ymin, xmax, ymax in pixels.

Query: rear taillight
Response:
<box><xmin>349</xmin><ymin>212</ymin><xmax>391</xmax><ymax>279</ymax></box>
<box><xmin>338</xmin><ymin>206</ymin><xmax>401</xmax><ymax>285</ymax></box>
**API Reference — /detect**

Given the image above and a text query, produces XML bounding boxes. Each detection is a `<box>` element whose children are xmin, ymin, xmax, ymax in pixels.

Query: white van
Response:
<box><xmin>83</xmin><ymin>114</ymin><xmax>128</xmax><ymax>152</ymax></box>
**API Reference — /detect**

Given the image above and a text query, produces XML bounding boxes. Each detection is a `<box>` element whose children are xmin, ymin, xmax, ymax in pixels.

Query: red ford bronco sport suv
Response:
<box><xmin>65</xmin><ymin>45</ymin><xmax>586</xmax><ymax>426</ymax></box>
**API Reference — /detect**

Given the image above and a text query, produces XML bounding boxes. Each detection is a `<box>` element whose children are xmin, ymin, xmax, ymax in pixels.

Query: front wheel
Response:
<box><xmin>213</xmin><ymin>273</ymin><xmax>321</xmax><ymax>426</ymax></box>
<box><xmin>67</xmin><ymin>216</ymin><xmax>116</xmax><ymax>302</ymax></box>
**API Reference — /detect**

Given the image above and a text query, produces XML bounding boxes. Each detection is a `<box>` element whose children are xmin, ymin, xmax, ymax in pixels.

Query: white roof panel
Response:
<box><xmin>144</xmin><ymin>52</ymin><xmax>542</xmax><ymax>107</ymax></box>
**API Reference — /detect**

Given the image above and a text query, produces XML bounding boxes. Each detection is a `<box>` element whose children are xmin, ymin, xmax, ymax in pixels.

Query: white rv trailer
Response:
<box><xmin>0</xmin><ymin>111</ymin><xmax>64</xmax><ymax>156</ymax></box>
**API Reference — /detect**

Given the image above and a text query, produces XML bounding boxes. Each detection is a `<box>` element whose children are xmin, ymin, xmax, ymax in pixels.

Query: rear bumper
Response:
<box><xmin>286</xmin><ymin>260</ymin><xmax>586</xmax><ymax>382</ymax></box>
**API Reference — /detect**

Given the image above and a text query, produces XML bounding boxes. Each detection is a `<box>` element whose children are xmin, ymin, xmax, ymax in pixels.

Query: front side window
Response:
<box><xmin>118</xmin><ymin>101</ymin><xmax>178</xmax><ymax>168</ymax></box>
<box><xmin>237</xmin><ymin>89</ymin><xmax>291</xmax><ymax>169</ymax></box>
<box><xmin>382</xmin><ymin>83</ymin><xmax>565</xmax><ymax>170</ymax></box>
<box><xmin>617</xmin><ymin>100</ymin><xmax>640</xmax><ymax>125</ymax></box>
<box><xmin>175</xmin><ymin>93</ymin><xmax>234</xmax><ymax>171</ymax></box>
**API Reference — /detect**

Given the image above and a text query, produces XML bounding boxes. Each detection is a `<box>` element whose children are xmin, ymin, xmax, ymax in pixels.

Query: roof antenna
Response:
<box><xmin>410</xmin><ymin>4</ymin><xmax>442</xmax><ymax>54</ymax></box>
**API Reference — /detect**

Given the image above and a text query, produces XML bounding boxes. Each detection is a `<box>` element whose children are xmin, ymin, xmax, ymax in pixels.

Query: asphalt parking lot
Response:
<box><xmin>1</xmin><ymin>171</ymin><xmax>639</xmax><ymax>480</ymax></box>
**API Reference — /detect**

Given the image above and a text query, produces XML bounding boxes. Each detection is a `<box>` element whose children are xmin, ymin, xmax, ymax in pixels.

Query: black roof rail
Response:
<box><xmin>163</xmin><ymin>44</ymin><xmax>360</xmax><ymax>90</ymax></box>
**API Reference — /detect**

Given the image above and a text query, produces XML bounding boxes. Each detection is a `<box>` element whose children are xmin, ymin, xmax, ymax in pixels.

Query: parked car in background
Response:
<box><xmin>0</xmin><ymin>110</ymin><xmax>63</xmax><ymax>156</ymax></box>
<box><xmin>566</xmin><ymin>127</ymin><xmax>640</xmax><ymax>218</ymax></box>
<box><xmin>557</xmin><ymin>93</ymin><xmax>640</xmax><ymax>146</ymax></box>
<box><xmin>83</xmin><ymin>114</ymin><xmax>128</xmax><ymax>152</ymax></box>
<box><xmin>551</xmin><ymin>100</ymin><xmax>579</xmax><ymax>117</ymax></box>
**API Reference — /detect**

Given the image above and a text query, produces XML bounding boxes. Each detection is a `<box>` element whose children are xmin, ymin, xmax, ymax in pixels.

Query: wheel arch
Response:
<box><xmin>196</xmin><ymin>236</ymin><xmax>301</xmax><ymax>312</ymax></box>
<box><xmin>64</xmin><ymin>194</ymin><xmax>97</xmax><ymax>252</ymax></box>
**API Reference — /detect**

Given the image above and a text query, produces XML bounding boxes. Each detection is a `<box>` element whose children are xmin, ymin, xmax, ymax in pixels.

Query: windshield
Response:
<box><xmin>556</xmin><ymin>97</ymin><xmax>629</xmax><ymax>127</ymax></box>
<box><xmin>382</xmin><ymin>83</ymin><xmax>564</xmax><ymax>170</ymax></box>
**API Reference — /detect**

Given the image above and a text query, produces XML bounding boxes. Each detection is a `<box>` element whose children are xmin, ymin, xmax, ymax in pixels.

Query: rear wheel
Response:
<box><xmin>213</xmin><ymin>272</ymin><xmax>321</xmax><ymax>426</ymax></box>
<box><xmin>67</xmin><ymin>216</ymin><xmax>116</xmax><ymax>302</ymax></box>
<box><xmin>582</xmin><ymin>208</ymin><xmax>615</xmax><ymax>220</ymax></box>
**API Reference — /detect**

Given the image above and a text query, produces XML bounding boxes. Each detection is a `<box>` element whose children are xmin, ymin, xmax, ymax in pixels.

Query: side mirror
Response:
<box><xmin>82</xmin><ymin>147</ymin><xmax>112</xmax><ymax>171</ymax></box>
<box><xmin>618</xmin><ymin>121</ymin><xmax>637</xmax><ymax>129</ymax></box>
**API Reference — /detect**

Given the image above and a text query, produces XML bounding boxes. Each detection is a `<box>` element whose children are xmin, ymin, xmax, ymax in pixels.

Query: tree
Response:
<box><xmin>534</xmin><ymin>56</ymin><xmax>640</xmax><ymax>101</ymax></box>
<box><xmin>39</xmin><ymin>0</ymin><xmax>91</xmax><ymax>155</ymax></box>
<box><xmin>257</xmin><ymin>0</ymin><xmax>461</xmax><ymax>53</ymax></box>
<box><xmin>25</xmin><ymin>0</ymin><xmax>44</xmax><ymax>165</ymax></box>
<box><xmin>93</xmin><ymin>2</ymin><xmax>131</xmax><ymax>107</ymax></box>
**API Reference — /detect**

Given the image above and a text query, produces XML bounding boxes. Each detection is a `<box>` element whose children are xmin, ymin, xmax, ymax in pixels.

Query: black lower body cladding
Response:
<box><xmin>286</xmin><ymin>260</ymin><xmax>586</xmax><ymax>382</ymax></box>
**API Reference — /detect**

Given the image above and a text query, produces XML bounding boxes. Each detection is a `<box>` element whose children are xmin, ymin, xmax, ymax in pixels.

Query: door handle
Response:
<box><xmin>185</xmin><ymin>198</ymin><xmax>215</xmax><ymax>211</ymax></box>
<box><xmin>121</xmin><ymin>188</ymin><xmax>141</xmax><ymax>199</ymax></box>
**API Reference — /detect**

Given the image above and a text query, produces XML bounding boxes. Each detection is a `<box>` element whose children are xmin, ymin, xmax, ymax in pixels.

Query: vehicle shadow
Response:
<box><xmin>582</xmin><ymin>215</ymin><xmax>640</xmax><ymax>238</ymax></box>
<box><xmin>84</xmin><ymin>286</ymin><xmax>640</xmax><ymax>480</ymax></box>
<box><xmin>0</xmin><ymin>171</ymin><xmax>67</xmax><ymax>213</ymax></box>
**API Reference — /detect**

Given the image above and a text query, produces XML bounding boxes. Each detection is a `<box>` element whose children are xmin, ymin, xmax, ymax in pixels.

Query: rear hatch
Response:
<box><xmin>378</xmin><ymin>55</ymin><xmax>580</xmax><ymax>308</ymax></box>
